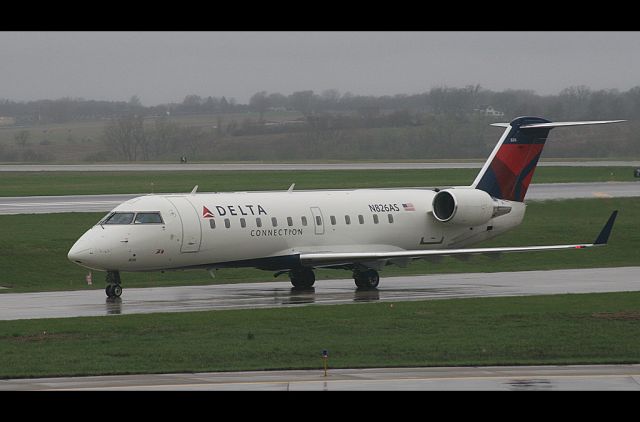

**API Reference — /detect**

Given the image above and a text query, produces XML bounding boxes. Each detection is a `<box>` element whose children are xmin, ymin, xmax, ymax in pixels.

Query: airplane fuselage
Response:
<box><xmin>68</xmin><ymin>188</ymin><xmax>526</xmax><ymax>273</ymax></box>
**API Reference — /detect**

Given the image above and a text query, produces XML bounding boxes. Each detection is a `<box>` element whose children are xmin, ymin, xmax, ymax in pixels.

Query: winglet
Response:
<box><xmin>594</xmin><ymin>210</ymin><xmax>618</xmax><ymax>245</ymax></box>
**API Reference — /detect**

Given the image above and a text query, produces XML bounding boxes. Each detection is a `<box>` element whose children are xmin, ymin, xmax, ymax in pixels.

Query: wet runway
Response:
<box><xmin>1</xmin><ymin>160</ymin><xmax>639</xmax><ymax>172</ymax></box>
<box><xmin>1</xmin><ymin>266</ymin><xmax>638</xmax><ymax>321</ymax></box>
<box><xmin>3</xmin><ymin>364</ymin><xmax>640</xmax><ymax>390</ymax></box>
<box><xmin>0</xmin><ymin>182</ymin><xmax>638</xmax><ymax>214</ymax></box>
<box><xmin>0</xmin><ymin>193</ymin><xmax>135</xmax><ymax>215</ymax></box>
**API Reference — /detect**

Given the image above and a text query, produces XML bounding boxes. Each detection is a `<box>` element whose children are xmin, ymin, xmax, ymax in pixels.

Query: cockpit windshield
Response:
<box><xmin>99</xmin><ymin>212</ymin><xmax>163</xmax><ymax>225</ymax></box>
<box><xmin>102</xmin><ymin>212</ymin><xmax>135</xmax><ymax>225</ymax></box>
<box><xmin>134</xmin><ymin>212</ymin><xmax>163</xmax><ymax>224</ymax></box>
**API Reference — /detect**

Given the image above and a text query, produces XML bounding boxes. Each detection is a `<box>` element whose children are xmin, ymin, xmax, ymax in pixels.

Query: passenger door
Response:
<box><xmin>310</xmin><ymin>206</ymin><xmax>325</xmax><ymax>235</ymax></box>
<box><xmin>167</xmin><ymin>197</ymin><xmax>202</xmax><ymax>252</ymax></box>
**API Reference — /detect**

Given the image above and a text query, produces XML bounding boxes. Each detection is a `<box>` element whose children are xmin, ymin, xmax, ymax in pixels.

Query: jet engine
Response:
<box><xmin>432</xmin><ymin>188</ymin><xmax>511</xmax><ymax>226</ymax></box>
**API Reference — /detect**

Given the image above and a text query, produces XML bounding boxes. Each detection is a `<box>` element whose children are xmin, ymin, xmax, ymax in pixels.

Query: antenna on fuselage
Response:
<box><xmin>190</xmin><ymin>185</ymin><xmax>198</xmax><ymax>195</ymax></box>
<box><xmin>288</xmin><ymin>183</ymin><xmax>295</xmax><ymax>193</ymax></box>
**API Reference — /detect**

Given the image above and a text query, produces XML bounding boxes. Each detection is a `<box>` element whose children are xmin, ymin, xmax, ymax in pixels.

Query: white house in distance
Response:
<box><xmin>474</xmin><ymin>105</ymin><xmax>505</xmax><ymax>117</ymax></box>
<box><xmin>0</xmin><ymin>116</ymin><xmax>15</xmax><ymax>126</ymax></box>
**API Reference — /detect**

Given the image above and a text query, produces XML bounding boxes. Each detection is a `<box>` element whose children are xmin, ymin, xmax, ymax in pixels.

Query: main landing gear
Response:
<box><xmin>287</xmin><ymin>267</ymin><xmax>381</xmax><ymax>290</ymax></box>
<box><xmin>289</xmin><ymin>267</ymin><xmax>316</xmax><ymax>289</ymax></box>
<box><xmin>105</xmin><ymin>271</ymin><xmax>122</xmax><ymax>298</ymax></box>
<box><xmin>353</xmin><ymin>269</ymin><xmax>380</xmax><ymax>290</ymax></box>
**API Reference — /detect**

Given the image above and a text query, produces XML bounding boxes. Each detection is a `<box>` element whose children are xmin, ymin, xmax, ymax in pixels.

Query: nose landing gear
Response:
<box><xmin>105</xmin><ymin>271</ymin><xmax>122</xmax><ymax>298</ymax></box>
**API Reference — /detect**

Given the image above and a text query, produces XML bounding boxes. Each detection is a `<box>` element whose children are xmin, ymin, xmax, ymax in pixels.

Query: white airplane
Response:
<box><xmin>68</xmin><ymin>116</ymin><xmax>622</xmax><ymax>298</ymax></box>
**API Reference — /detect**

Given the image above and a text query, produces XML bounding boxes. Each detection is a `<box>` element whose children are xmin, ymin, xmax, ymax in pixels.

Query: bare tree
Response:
<box><xmin>180</xmin><ymin>126</ymin><xmax>207</xmax><ymax>158</ymax></box>
<box><xmin>150</xmin><ymin>116</ymin><xmax>180</xmax><ymax>157</ymax></box>
<box><xmin>103</xmin><ymin>114</ymin><xmax>146</xmax><ymax>161</ymax></box>
<box><xmin>290</xmin><ymin>90</ymin><xmax>315</xmax><ymax>118</ymax></box>
<box><xmin>13</xmin><ymin>130</ymin><xmax>30</xmax><ymax>148</ymax></box>
<box><xmin>249</xmin><ymin>91</ymin><xmax>270</xmax><ymax>122</ymax></box>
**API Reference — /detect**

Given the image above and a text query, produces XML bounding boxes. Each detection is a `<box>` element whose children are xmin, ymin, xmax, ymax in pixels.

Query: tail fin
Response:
<box><xmin>472</xmin><ymin>117</ymin><xmax>625</xmax><ymax>202</ymax></box>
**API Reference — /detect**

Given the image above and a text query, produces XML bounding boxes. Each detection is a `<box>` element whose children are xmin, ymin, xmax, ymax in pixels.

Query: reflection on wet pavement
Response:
<box><xmin>0</xmin><ymin>267</ymin><xmax>639</xmax><ymax>320</ymax></box>
<box><xmin>105</xmin><ymin>297</ymin><xmax>122</xmax><ymax>315</ymax></box>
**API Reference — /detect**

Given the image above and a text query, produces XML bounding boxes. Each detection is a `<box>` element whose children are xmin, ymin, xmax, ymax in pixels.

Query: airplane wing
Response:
<box><xmin>300</xmin><ymin>210</ymin><xmax>618</xmax><ymax>268</ymax></box>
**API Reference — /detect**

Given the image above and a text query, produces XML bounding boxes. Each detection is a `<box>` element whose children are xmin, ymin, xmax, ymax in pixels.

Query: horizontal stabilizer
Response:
<box><xmin>520</xmin><ymin>120</ymin><xmax>626</xmax><ymax>129</ymax></box>
<box><xmin>491</xmin><ymin>120</ymin><xmax>625</xmax><ymax>129</ymax></box>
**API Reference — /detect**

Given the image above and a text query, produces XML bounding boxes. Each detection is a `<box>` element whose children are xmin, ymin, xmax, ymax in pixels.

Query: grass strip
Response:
<box><xmin>1</xmin><ymin>291</ymin><xmax>639</xmax><ymax>378</ymax></box>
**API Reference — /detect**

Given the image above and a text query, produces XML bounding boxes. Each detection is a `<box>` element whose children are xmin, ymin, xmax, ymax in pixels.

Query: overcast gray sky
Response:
<box><xmin>1</xmin><ymin>31</ymin><xmax>639</xmax><ymax>106</ymax></box>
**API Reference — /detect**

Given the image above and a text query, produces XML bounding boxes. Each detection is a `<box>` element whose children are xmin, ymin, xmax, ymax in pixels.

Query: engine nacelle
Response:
<box><xmin>432</xmin><ymin>188</ymin><xmax>509</xmax><ymax>226</ymax></box>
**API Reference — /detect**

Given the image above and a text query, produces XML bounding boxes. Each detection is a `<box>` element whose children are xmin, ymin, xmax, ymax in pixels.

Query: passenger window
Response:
<box><xmin>345</xmin><ymin>215</ymin><xmax>351</xmax><ymax>225</ymax></box>
<box><xmin>240</xmin><ymin>218</ymin><xmax>246</xmax><ymax>228</ymax></box>
<box><xmin>287</xmin><ymin>217</ymin><xmax>293</xmax><ymax>227</ymax></box>
<box><xmin>256</xmin><ymin>218</ymin><xmax>262</xmax><ymax>228</ymax></box>
<box><xmin>271</xmin><ymin>217</ymin><xmax>278</xmax><ymax>227</ymax></box>
<box><xmin>301</xmin><ymin>216</ymin><xmax>307</xmax><ymax>226</ymax></box>
<box><xmin>373</xmin><ymin>214</ymin><xmax>379</xmax><ymax>224</ymax></box>
<box><xmin>224</xmin><ymin>218</ymin><xmax>231</xmax><ymax>229</ymax></box>
<box><xmin>330</xmin><ymin>216</ymin><xmax>336</xmax><ymax>225</ymax></box>
<box><xmin>103</xmin><ymin>212</ymin><xmax>134</xmax><ymax>225</ymax></box>
<box><xmin>134</xmin><ymin>212</ymin><xmax>163</xmax><ymax>224</ymax></box>
<box><xmin>358</xmin><ymin>215</ymin><xmax>364</xmax><ymax>224</ymax></box>
<box><xmin>388</xmin><ymin>214</ymin><xmax>394</xmax><ymax>223</ymax></box>
<box><xmin>209</xmin><ymin>219</ymin><xmax>216</xmax><ymax>229</ymax></box>
<box><xmin>315</xmin><ymin>216</ymin><xmax>322</xmax><ymax>226</ymax></box>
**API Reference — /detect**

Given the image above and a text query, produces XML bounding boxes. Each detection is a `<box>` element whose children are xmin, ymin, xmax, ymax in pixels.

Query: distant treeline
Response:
<box><xmin>1</xmin><ymin>85</ymin><xmax>640</xmax><ymax>162</ymax></box>
<box><xmin>3</xmin><ymin>85</ymin><xmax>640</xmax><ymax>123</ymax></box>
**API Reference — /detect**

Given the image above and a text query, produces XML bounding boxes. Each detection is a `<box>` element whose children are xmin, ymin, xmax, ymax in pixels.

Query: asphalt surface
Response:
<box><xmin>1</xmin><ymin>266</ymin><xmax>638</xmax><ymax>321</ymax></box>
<box><xmin>3</xmin><ymin>365</ymin><xmax>640</xmax><ymax>390</ymax></box>
<box><xmin>0</xmin><ymin>161</ymin><xmax>639</xmax><ymax>172</ymax></box>
<box><xmin>0</xmin><ymin>182</ymin><xmax>638</xmax><ymax>215</ymax></box>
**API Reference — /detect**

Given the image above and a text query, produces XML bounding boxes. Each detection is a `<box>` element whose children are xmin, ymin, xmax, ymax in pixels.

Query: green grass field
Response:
<box><xmin>0</xmin><ymin>166</ymin><xmax>636</xmax><ymax>197</ymax></box>
<box><xmin>1</xmin><ymin>197</ymin><xmax>638</xmax><ymax>293</ymax></box>
<box><xmin>1</xmin><ymin>291</ymin><xmax>639</xmax><ymax>378</ymax></box>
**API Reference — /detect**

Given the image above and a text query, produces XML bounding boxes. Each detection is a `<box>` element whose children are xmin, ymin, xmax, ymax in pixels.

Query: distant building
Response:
<box><xmin>474</xmin><ymin>105</ymin><xmax>505</xmax><ymax>117</ymax></box>
<box><xmin>0</xmin><ymin>116</ymin><xmax>15</xmax><ymax>126</ymax></box>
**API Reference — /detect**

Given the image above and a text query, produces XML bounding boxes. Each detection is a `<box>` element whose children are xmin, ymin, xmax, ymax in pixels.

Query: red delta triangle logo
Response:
<box><xmin>203</xmin><ymin>206</ymin><xmax>215</xmax><ymax>218</ymax></box>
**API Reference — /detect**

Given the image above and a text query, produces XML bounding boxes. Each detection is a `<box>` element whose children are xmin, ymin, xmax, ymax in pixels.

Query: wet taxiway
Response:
<box><xmin>0</xmin><ymin>266</ymin><xmax>638</xmax><ymax>321</ymax></box>
<box><xmin>3</xmin><ymin>364</ymin><xmax>640</xmax><ymax>390</ymax></box>
<box><xmin>0</xmin><ymin>182</ymin><xmax>638</xmax><ymax>215</ymax></box>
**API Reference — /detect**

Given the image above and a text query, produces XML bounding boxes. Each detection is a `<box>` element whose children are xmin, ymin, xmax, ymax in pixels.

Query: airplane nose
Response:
<box><xmin>68</xmin><ymin>228</ymin><xmax>115</xmax><ymax>271</ymax></box>
<box><xmin>68</xmin><ymin>241</ymin><xmax>92</xmax><ymax>265</ymax></box>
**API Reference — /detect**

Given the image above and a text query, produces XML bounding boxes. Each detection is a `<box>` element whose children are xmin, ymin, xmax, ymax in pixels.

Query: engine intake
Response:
<box><xmin>432</xmin><ymin>188</ymin><xmax>510</xmax><ymax>226</ymax></box>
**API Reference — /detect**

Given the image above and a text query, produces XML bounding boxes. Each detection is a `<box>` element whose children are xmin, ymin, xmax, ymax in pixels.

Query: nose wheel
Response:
<box><xmin>105</xmin><ymin>271</ymin><xmax>122</xmax><ymax>298</ymax></box>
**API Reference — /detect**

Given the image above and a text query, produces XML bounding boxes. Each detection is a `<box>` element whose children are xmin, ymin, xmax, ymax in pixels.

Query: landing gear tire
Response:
<box><xmin>354</xmin><ymin>269</ymin><xmax>380</xmax><ymax>290</ymax></box>
<box><xmin>289</xmin><ymin>267</ymin><xmax>315</xmax><ymax>289</ymax></box>
<box><xmin>106</xmin><ymin>284</ymin><xmax>122</xmax><ymax>298</ymax></box>
<box><xmin>105</xmin><ymin>271</ymin><xmax>122</xmax><ymax>298</ymax></box>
